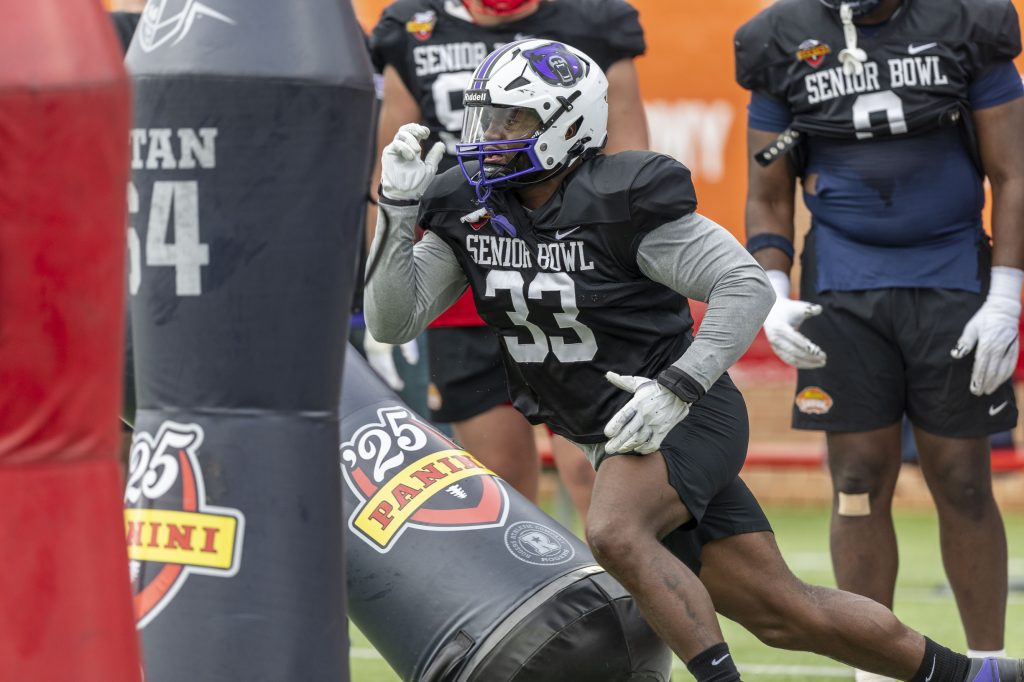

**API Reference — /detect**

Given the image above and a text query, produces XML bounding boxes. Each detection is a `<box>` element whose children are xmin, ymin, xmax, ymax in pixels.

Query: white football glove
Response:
<box><xmin>762</xmin><ymin>269</ymin><xmax>827</xmax><ymax>369</ymax></box>
<box><xmin>603</xmin><ymin>372</ymin><xmax>691</xmax><ymax>455</ymax></box>
<box><xmin>363</xmin><ymin>330</ymin><xmax>420</xmax><ymax>392</ymax></box>
<box><xmin>951</xmin><ymin>266</ymin><xmax>1023</xmax><ymax>396</ymax></box>
<box><xmin>380</xmin><ymin>123</ymin><xmax>445</xmax><ymax>202</ymax></box>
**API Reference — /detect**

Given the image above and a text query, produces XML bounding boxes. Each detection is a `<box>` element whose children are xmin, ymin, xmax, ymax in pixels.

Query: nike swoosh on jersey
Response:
<box><xmin>711</xmin><ymin>654</ymin><xmax>732</xmax><ymax>666</ymax></box>
<box><xmin>989</xmin><ymin>401</ymin><xmax>1009</xmax><ymax>416</ymax></box>
<box><xmin>907</xmin><ymin>42</ymin><xmax>938</xmax><ymax>55</ymax></box>
<box><xmin>555</xmin><ymin>226</ymin><xmax>582</xmax><ymax>240</ymax></box>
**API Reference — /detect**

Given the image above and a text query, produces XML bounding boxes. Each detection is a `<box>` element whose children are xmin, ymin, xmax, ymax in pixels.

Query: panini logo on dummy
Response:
<box><xmin>523</xmin><ymin>42</ymin><xmax>585</xmax><ymax>87</ymax></box>
<box><xmin>795</xmin><ymin>386</ymin><xmax>834</xmax><ymax>415</ymax></box>
<box><xmin>342</xmin><ymin>407</ymin><xmax>509</xmax><ymax>553</ymax></box>
<box><xmin>406</xmin><ymin>10</ymin><xmax>437</xmax><ymax>41</ymax></box>
<box><xmin>138</xmin><ymin>0</ymin><xmax>236</xmax><ymax>53</ymax></box>
<box><xmin>796</xmin><ymin>39</ymin><xmax>830</xmax><ymax>68</ymax></box>
<box><xmin>124</xmin><ymin>421</ymin><xmax>245</xmax><ymax>629</ymax></box>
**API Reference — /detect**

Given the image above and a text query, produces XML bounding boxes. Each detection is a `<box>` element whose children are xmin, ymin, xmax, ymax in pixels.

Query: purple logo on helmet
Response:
<box><xmin>522</xmin><ymin>42</ymin><xmax>584</xmax><ymax>87</ymax></box>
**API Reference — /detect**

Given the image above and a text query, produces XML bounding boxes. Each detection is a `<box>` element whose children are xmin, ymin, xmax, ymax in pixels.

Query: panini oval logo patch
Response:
<box><xmin>342</xmin><ymin>407</ymin><xmax>509</xmax><ymax>553</ymax></box>
<box><xmin>795</xmin><ymin>386</ymin><xmax>834</xmax><ymax>414</ymax></box>
<box><xmin>124</xmin><ymin>421</ymin><xmax>245</xmax><ymax>629</ymax></box>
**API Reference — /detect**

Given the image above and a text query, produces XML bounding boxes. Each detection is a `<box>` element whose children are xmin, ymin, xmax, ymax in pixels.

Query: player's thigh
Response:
<box><xmin>793</xmin><ymin>289</ymin><xmax>904</xmax><ymax>433</ymax></box>
<box><xmin>898</xmin><ymin>288</ymin><xmax>1019</xmax><ymax>439</ymax></box>
<box><xmin>913</xmin><ymin>426</ymin><xmax>995</xmax><ymax>510</ymax></box>
<box><xmin>426</xmin><ymin>326</ymin><xmax>510</xmax><ymax>424</ymax></box>
<box><xmin>588</xmin><ymin>450</ymin><xmax>692</xmax><ymax>545</ymax></box>
<box><xmin>588</xmin><ymin>374</ymin><xmax>751</xmax><ymax>550</ymax></box>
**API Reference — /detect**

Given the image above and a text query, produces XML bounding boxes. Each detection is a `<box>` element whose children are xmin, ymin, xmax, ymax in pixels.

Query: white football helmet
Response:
<box><xmin>456</xmin><ymin>39</ymin><xmax>608</xmax><ymax>201</ymax></box>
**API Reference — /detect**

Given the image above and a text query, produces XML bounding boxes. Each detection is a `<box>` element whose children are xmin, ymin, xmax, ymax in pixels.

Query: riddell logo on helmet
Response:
<box><xmin>463</xmin><ymin>89</ymin><xmax>491</xmax><ymax>105</ymax></box>
<box><xmin>124</xmin><ymin>421</ymin><xmax>245</xmax><ymax>629</ymax></box>
<box><xmin>795</xmin><ymin>386</ymin><xmax>834</xmax><ymax>414</ymax></box>
<box><xmin>342</xmin><ymin>407</ymin><xmax>509</xmax><ymax>553</ymax></box>
<box><xmin>138</xmin><ymin>0</ymin><xmax>236</xmax><ymax>53</ymax></box>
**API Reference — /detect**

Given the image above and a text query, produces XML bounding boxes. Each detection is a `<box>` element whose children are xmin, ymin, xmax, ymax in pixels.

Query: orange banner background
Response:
<box><xmin>353</xmin><ymin>0</ymin><xmax>1024</xmax><ymax>239</ymax></box>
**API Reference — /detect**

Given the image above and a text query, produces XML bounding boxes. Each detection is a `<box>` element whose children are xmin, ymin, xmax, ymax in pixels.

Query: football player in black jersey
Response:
<box><xmin>367</xmin><ymin>0</ymin><xmax>648</xmax><ymax>518</ymax></box>
<box><xmin>736</xmin><ymin>2</ymin><xmax>1024</xmax><ymax>676</ymax></box>
<box><xmin>366</xmin><ymin>39</ymin><xmax>1024</xmax><ymax>682</ymax></box>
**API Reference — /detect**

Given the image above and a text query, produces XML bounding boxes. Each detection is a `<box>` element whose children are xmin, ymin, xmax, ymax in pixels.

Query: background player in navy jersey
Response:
<box><xmin>735</xmin><ymin>1</ymin><xmax>1024</xmax><ymax>678</ymax></box>
<box><xmin>367</xmin><ymin>0</ymin><xmax>648</xmax><ymax>517</ymax></box>
<box><xmin>366</xmin><ymin>38</ymin><xmax>1024</xmax><ymax>682</ymax></box>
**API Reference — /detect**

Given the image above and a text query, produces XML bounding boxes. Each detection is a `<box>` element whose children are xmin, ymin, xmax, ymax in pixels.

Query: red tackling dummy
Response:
<box><xmin>0</xmin><ymin>1</ymin><xmax>140</xmax><ymax>680</ymax></box>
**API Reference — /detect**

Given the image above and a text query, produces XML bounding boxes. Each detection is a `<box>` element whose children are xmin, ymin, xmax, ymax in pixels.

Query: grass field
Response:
<box><xmin>347</xmin><ymin>498</ymin><xmax>1024</xmax><ymax>681</ymax></box>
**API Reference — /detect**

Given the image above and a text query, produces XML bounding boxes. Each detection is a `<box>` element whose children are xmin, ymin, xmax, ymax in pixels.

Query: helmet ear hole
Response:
<box><xmin>564</xmin><ymin>116</ymin><xmax>583</xmax><ymax>140</ymax></box>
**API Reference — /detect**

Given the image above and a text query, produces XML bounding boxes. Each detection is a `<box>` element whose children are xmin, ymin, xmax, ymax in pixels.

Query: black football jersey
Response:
<box><xmin>370</xmin><ymin>0</ymin><xmax>644</xmax><ymax>168</ymax></box>
<box><xmin>734</xmin><ymin>0</ymin><xmax>1021</xmax><ymax>140</ymax></box>
<box><xmin>418</xmin><ymin>152</ymin><xmax>697</xmax><ymax>442</ymax></box>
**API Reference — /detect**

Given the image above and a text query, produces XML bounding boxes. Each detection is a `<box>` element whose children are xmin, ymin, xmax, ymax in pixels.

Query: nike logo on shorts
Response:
<box><xmin>711</xmin><ymin>654</ymin><xmax>732</xmax><ymax>666</ymax></box>
<box><xmin>555</xmin><ymin>226</ymin><xmax>582</xmax><ymax>240</ymax></box>
<box><xmin>908</xmin><ymin>42</ymin><xmax>938</xmax><ymax>55</ymax></box>
<box><xmin>989</xmin><ymin>401</ymin><xmax>1009</xmax><ymax>416</ymax></box>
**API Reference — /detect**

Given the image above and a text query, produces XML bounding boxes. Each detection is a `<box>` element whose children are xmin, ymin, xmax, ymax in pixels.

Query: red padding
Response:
<box><xmin>0</xmin><ymin>6</ymin><xmax>130</xmax><ymax>465</ymax></box>
<box><xmin>0</xmin><ymin>458</ymin><xmax>141</xmax><ymax>682</ymax></box>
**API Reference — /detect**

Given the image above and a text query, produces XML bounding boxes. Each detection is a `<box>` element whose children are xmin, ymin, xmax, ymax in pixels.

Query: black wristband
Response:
<box><xmin>656</xmin><ymin>366</ymin><xmax>706</xmax><ymax>404</ymax></box>
<box><xmin>746</xmin><ymin>233</ymin><xmax>794</xmax><ymax>261</ymax></box>
<box><xmin>377</xmin><ymin>184</ymin><xmax>419</xmax><ymax>207</ymax></box>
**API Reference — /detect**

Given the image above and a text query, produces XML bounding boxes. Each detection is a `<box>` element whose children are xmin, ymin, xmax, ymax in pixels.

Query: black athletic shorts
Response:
<box><xmin>793</xmin><ymin>286</ymin><xmax>1019</xmax><ymax>437</ymax></box>
<box><xmin>614</xmin><ymin>373</ymin><xmax>773</xmax><ymax>574</ymax></box>
<box><xmin>426</xmin><ymin>326</ymin><xmax>510</xmax><ymax>423</ymax></box>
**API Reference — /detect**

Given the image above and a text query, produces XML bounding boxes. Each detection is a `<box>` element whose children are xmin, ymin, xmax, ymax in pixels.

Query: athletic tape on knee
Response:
<box><xmin>855</xmin><ymin>668</ymin><xmax>898</xmax><ymax>682</ymax></box>
<box><xmin>837</xmin><ymin>492</ymin><xmax>871</xmax><ymax>516</ymax></box>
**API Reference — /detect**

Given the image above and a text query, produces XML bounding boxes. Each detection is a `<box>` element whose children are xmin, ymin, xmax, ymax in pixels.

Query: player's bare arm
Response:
<box><xmin>744</xmin><ymin>127</ymin><xmax>826</xmax><ymax>369</ymax></box>
<box><xmin>950</xmin><ymin>95</ymin><xmax>1024</xmax><ymax>395</ymax></box>
<box><xmin>976</xmin><ymin>95</ymin><xmax>1024</xmax><ymax>270</ymax></box>
<box><xmin>604</xmin><ymin>58</ymin><xmax>649</xmax><ymax>153</ymax></box>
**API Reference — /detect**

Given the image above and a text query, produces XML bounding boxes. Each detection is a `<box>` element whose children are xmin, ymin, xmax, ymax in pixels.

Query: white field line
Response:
<box><xmin>349</xmin><ymin>647</ymin><xmax>854</xmax><ymax>678</ymax></box>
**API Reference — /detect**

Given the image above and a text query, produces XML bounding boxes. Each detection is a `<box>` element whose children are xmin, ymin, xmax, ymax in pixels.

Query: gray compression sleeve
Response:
<box><xmin>636</xmin><ymin>211</ymin><xmax>775</xmax><ymax>395</ymax></box>
<box><xmin>363</xmin><ymin>202</ymin><xmax>469</xmax><ymax>344</ymax></box>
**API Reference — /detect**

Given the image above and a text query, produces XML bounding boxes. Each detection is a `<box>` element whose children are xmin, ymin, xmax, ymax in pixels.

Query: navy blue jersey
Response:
<box><xmin>735</xmin><ymin>0</ymin><xmax>1022</xmax><ymax>293</ymax></box>
<box><xmin>370</xmin><ymin>0</ymin><xmax>644</xmax><ymax>170</ymax></box>
<box><xmin>418</xmin><ymin>152</ymin><xmax>696</xmax><ymax>442</ymax></box>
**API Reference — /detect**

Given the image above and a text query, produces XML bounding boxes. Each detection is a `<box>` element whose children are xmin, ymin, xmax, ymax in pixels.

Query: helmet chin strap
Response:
<box><xmin>837</xmin><ymin>3</ymin><xmax>868</xmax><ymax>76</ymax></box>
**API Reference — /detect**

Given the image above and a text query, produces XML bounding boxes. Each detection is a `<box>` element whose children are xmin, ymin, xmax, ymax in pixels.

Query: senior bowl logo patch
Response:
<box><xmin>406</xmin><ymin>10</ymin><xmax>437</xmax><ymax>41</ymax></box>
<box><xmin>342</xmin><ymin>407</ymin><xmax>509</xmax><ymax>553</ymax></box>
<box><xmin>796</xmin><ymin>39</ymin><xmax>831</xmax><ymax>68</ymax></box>
<box><xmin>124</xmin><ymin>421</ymin><xmax>245</xmax><ymax>628</ymax></box>
<box><xmin>795</xmin><ymin>386</ymin><xmax>834</xmax><ymax>414</ymax></box>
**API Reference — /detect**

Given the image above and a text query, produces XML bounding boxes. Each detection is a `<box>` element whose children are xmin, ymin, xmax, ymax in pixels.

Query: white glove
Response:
<box><xmin>762</xmin><ymin>269</ymin><xmax>827</xmax><ymax>369</ymax></box>
<box><xmin>364</xmin><ymin>330</ymin><xmax>419</xmax><ymax>391</ymax></box>
<box><xmin>603</xmin><ymin>372</ymin><xmax>691</xmax><ymax>455</ymax></box>
<box><xmin>951</xmin><ymin>266</ymin><xmax>1023</xmax><ymax>396</ymax></box>
<box><xmin>380</xmin><ymin>123</ymin><xmax>445</xmax><ymax>201</ymax></box>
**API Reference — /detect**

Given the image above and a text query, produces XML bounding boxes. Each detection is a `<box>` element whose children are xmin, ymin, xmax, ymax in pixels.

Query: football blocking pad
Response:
<box><xmin>342</xmin><ymin>348</ymin><xmax>673</xmax><ymax>681</ymax></box>
<box><xmin>124</xmin><ymin>1</ymin><xmax>374</xmax><ymax>680</ymax></box>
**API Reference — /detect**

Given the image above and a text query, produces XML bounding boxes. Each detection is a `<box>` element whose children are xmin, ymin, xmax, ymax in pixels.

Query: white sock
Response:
<box><xmin>967</xmin><ymin>649</ymin><xmax>1006</xmax><ymax>658</ymax></box>
<box><xmin>855</xmin><ymin>670</ymin><xmax>897</xmax><ymax>682</ymax></box>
